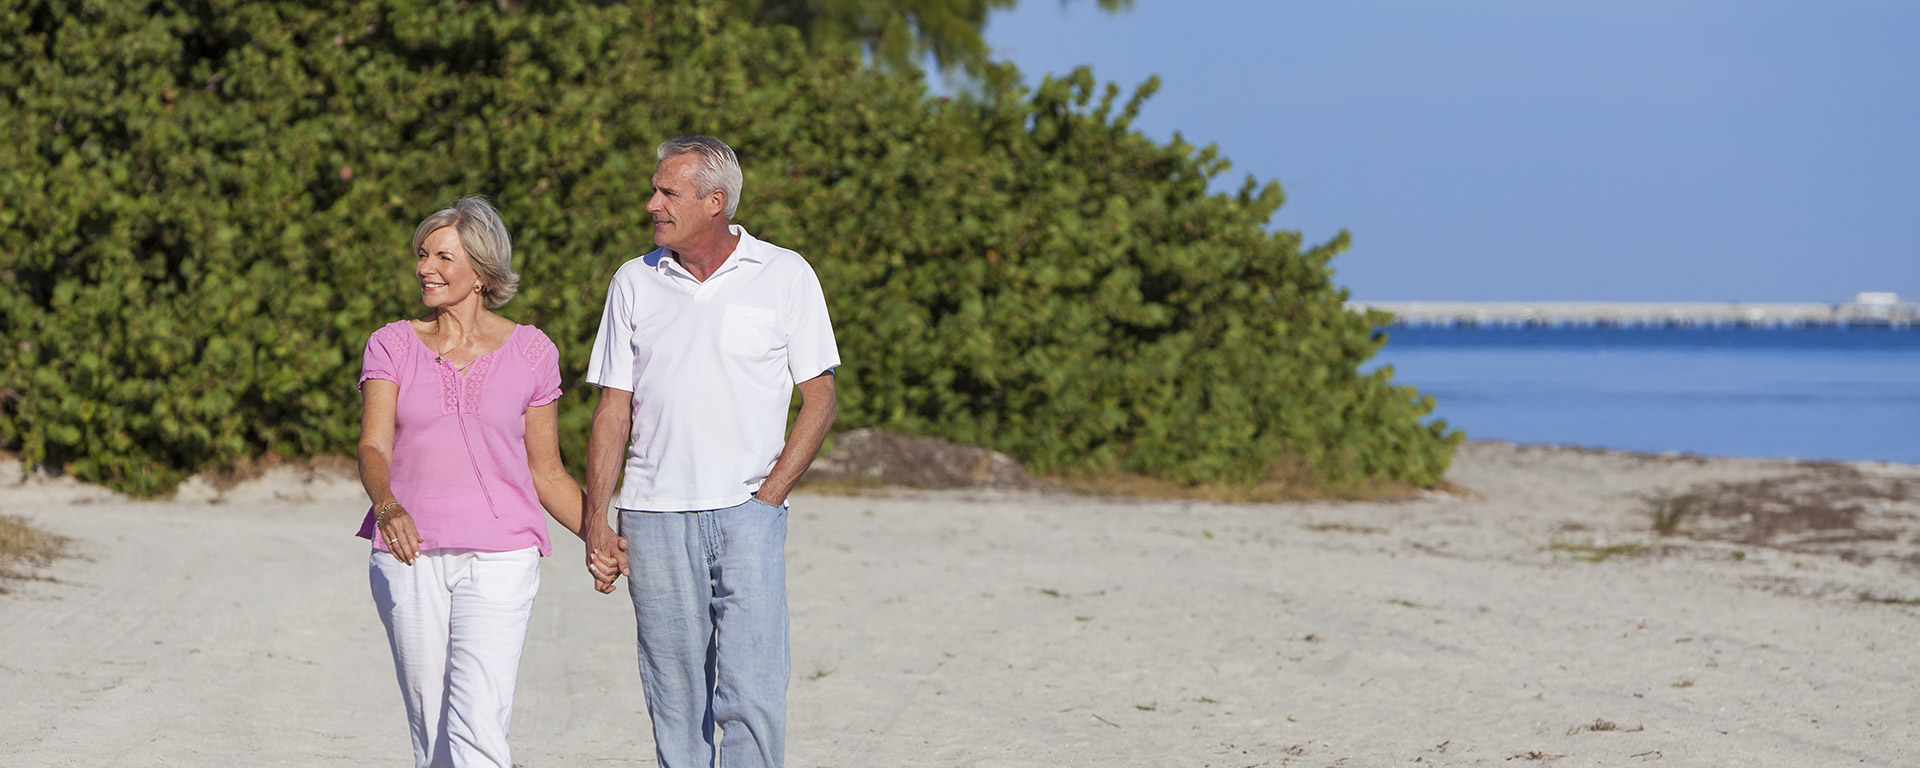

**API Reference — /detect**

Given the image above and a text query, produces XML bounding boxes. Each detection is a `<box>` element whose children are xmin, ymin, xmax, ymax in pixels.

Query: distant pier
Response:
<box><xmin>1352</xmin><ymin>295</ymin><xmax>1918</xmax><ymax>328</ymax></box>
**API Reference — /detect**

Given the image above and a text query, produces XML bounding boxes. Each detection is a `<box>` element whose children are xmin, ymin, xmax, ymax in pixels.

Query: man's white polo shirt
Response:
<box><xmin>586</xmin><ymin>225</ymin><xmax>840</xmax><ymax>512</ymax></box>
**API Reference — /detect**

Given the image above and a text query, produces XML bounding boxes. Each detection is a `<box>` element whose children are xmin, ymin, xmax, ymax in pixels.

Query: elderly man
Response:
<box><xmin>583</xmin><ymin>136</ymin><xmax>839</xmax><ymax>768</ymax></box>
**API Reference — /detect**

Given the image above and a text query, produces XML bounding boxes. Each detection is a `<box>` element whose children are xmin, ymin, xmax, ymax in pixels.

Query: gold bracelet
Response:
<box><xmin>376</xmin><ymin>501</ymin><xmax>401</xmax><ymax>525</ymax></box>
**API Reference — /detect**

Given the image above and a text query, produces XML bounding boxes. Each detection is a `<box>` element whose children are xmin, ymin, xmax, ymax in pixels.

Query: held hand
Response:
<box><xmin>379</xmin><ymin>508</ymin><xmax>423</xmax><ymax>565</ymax></box>
<box><xmin>585</xmin><ymin>524</ymin><xmax>629</xmax><ymax>594</ymax></box>
<box><xmin>587</xmin><ymin>542</ymin><xmax>627</xmax><ymax>594</ymax></box>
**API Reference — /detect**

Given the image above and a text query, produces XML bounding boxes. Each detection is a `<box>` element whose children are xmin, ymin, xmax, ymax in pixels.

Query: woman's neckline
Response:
<box><xmin>408</xmin><ymin>319</ymin><xmax>521</xmax><ymax>373</ymax></box>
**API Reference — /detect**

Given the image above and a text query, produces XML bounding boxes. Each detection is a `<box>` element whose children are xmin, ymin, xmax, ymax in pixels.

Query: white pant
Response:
<box><xmin>370</xmin><ymin>547</ymin><xmax>540</xmax><ymax>768</ymax></box>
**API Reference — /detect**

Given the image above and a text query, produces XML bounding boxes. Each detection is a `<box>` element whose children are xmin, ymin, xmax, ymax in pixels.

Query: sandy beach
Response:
<box><xmin>3</xmin><ymin>441</ymin><xmax>1917</xmax><ymax>767</ymax></box>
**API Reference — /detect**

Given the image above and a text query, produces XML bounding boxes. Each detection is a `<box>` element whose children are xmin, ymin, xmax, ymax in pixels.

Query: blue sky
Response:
<box><xmin>980</xmin><ymin>0</ymin><xmax>1918</xmax><ymax>302</ymax></box>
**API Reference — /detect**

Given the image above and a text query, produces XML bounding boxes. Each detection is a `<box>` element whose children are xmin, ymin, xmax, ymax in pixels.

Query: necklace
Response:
<box><xmin>432</xmin><ymin>317</ymin><xmax>470</xmax><ymax>366</ymax></box>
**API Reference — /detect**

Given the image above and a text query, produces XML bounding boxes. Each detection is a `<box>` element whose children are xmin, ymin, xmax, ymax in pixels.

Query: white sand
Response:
<box><xmin>3</xmin><ymin>442</ymin><xmax>1917</xmax><ymax>767</ymax></box>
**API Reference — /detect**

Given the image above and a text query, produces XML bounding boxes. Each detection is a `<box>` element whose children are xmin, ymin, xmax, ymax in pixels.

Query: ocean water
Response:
<box><xmin>1366</xmin><ymin>326</ymin><xmax>1920</xmax><ymax>464</ymax></box>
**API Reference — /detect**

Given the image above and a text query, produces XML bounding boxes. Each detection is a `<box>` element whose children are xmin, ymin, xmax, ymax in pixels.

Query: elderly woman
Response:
<box><xmin>355</xmin><ymin>196</ymin><xmax>617</xmax><ymax>768</ymax></box>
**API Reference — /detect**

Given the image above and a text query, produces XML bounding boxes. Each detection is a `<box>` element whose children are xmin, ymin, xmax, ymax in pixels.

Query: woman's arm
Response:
<box><xmin>525</xmin><ymin>402</ymin><xmax>626</xmax><ymax>593</ymax></box>
<box><xmin>523</xmin><ymin>402</ymin><xmax>587</xmax><ymax>539</ymax></box>
<box><xmin>359</xmin><ymin>379</ymin><xmax>421</xmax><ymax>565</ymax></box>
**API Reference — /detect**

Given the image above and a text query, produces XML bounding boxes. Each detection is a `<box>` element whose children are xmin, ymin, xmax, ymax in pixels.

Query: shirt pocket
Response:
<box><xmin>721</xmin><ymin>305</ymin><xmax>777</xmax><ymax>357</ymax></box>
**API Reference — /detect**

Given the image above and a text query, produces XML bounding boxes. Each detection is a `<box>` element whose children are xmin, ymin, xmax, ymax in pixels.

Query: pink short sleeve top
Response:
<box><xmin>356</xmin><ymin>320</ymin><xmax>564</xmax><ymax>556</ymax></box>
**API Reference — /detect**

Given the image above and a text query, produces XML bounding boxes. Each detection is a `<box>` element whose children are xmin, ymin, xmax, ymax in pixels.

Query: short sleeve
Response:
<box><xmin>586</xmin><ymin>266</ymin><xmax>638</xmax><ymax>392</ymax></box>
<box><xmin>782</xmin><ymin>264</ymin><xmax>841</xmax><ymax>383</ymax></box>
<box><xmin>524</xmin><ymin>328</ymin><xmax>563</xmax><ymax>408</ymax></box>
<box><xmin>358</xmin><ymin>324</ymin><xmax>407</xmax><ymax>391</ymax></box>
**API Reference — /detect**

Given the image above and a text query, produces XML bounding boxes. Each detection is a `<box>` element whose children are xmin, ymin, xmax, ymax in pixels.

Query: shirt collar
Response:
<box><xmin>652</xmin><ymin>223</ymin><xmax>756</xmax><ymax>264</ymax></box>
<box><xmin>654</xmin><ymin>224</ymin><xmax>763</xmax><ymax>276</ymax></box>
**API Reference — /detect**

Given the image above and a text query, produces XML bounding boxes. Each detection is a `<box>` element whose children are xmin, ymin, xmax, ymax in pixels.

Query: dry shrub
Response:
<box><xmin>1662</xmin><ymin>463</ymin><xmax>1919</xmax><ymax>567</ymax></box>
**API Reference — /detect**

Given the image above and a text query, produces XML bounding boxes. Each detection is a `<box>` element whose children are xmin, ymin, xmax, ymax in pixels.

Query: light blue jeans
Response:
<box><xmin>620</xmin><ymin>498</ymin><xmax>789</xmax><ymax>768</ymax></box>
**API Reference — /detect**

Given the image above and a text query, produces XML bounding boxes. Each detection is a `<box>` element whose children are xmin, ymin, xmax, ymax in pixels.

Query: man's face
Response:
<box><xmin>646</xmin><ymin>153</ymin><xmax>719</xmax><ymax>251</ymax></box>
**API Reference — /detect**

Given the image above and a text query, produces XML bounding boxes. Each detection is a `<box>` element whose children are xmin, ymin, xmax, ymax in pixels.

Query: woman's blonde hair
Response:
<box><xmin>411</xmin><ymin>196</ymin><xmax>519</xmax><ymax>309</ymax></box>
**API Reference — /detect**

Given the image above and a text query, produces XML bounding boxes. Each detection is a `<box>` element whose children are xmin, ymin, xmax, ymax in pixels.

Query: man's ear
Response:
<box><xmin>708</xmin><ymin>189</ymin><xmax>728</xmax><ymax>218</ymax></box>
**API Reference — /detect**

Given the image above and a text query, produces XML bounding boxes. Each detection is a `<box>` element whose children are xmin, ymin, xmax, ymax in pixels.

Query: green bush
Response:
<box><xmin>0</xmin><ymin>0</ymin><xmax>1458</xmax><ymax>496</ymax></box>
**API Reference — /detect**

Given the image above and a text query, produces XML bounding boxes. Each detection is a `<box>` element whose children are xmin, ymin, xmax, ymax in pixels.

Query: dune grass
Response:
<box><xmin>1548</xmin><ymin>538</ymin><xmax>1651</xmax><ymax>563</ymax></box>
<box><xmin>0</xmin><ymin>515</ymin><xmax>70</xmax><ymax>589</ymax></box>
<box><xmin>1046</xmin><ymin>457</ymin><xmax>1467</xmax><ymax>504</ymax></box>
<box><xmin>1646</xmin><ymin>491</ymin><xmax>1701</xmax><ymax>535</ymax></box>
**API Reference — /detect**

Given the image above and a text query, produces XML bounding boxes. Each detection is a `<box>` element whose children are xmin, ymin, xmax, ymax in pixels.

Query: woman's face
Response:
<box><xmin>416</xmin><ymin>226</ymin><xmax>481</xmax><ymax>309</ymax></box>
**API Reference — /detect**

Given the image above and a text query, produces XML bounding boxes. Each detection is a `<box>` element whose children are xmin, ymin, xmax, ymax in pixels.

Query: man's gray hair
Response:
<box><xmin>411</xmin><ymin>196</ymin><xmax>519</xmax><ymax>309</ymax></box>
<box><xmin>658</xmin><ymin>136</ymin><xmax>743</xmax><ymax>220</ymax></box>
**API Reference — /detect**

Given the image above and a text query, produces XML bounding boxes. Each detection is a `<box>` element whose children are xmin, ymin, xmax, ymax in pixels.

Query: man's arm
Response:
<box><xmin>584</xmin><ymin>386</ymin><xmax>635</xmax><ymax>587</ymax></box>
<box><xmin>752</xmin><ymin>372</ymin><xmax>837</xmax><ymax>506</ymax></box>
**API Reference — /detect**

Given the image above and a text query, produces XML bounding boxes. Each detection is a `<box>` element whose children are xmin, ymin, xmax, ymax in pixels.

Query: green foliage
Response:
<box><xmin>0</xmin><ymin>0</ymin><xmax>1459</xmax><ymax>497</ymax></box>
<box><xmin>725</xmin><ymin>0</ymin><xmax>1133</xmax><ymax>77</ymax></box>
